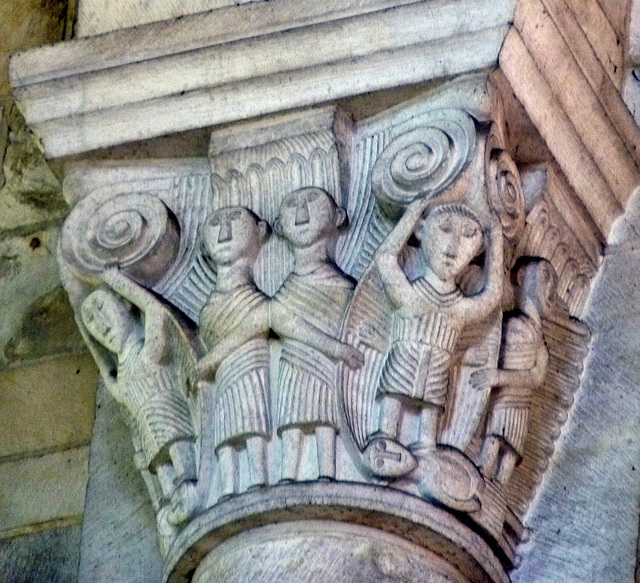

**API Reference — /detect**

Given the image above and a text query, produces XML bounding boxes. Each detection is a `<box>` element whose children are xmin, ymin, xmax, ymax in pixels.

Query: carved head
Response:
<box><xmin>274</xmin><ymin>188</ymin><xmax>346</xmax><ymax>249</ymax></box>
<box><xmin>202</xmin><ymin>207</ymin><xmax>268</xmax><ymax>267</ymax></box>
<box><xmin>81</xmin><ymin>289</ymin><xmax>133</xmax><ymax>354</ymax></box>
<box><xmin>416</xmin><ymin>203</ymin><xmax>484</xmax><ymax>283</ymax></box>
<box><xmin>517</xmin><ymin>258</ymin><xmax>558</xmax><ymax>318</ymax></box>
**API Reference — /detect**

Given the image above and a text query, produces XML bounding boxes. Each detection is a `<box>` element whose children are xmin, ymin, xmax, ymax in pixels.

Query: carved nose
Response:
<box><xmin>218</xmin><ymin>219</ymin><xmax>232</xmax><ymax>242</ymax></box>
<box><xmin>295</xmin><ymin>199</ymin><xmax>310</xmax><ymax>225</ymax></box>
<box><xmin>444</xmin><ymin>241</ymin><xmax>458</xmax><ymax>258</ymax></box>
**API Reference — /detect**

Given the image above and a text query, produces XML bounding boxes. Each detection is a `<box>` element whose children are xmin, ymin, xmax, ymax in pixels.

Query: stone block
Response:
<box><xmin>78</xmin><ymin>383</ymin><xmax>163</xmax><ymax>583</ymax></box>
<box><xmin>0</xmin><ymin>354</ymin><xmax>97</xmax><ymax>459</ymax></box>
<box><xmin>0</xmin><ymin>446</ymin><xmax>89</xmax><ymax>536</ymax></box>
<box><xmin>0</xmin><ymin>524</ymin><xmax>81</xmax><ymax>583</ymax></box>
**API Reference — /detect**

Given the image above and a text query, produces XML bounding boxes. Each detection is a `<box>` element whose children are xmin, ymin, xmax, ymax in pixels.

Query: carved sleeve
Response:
<box><xmin>457</xmin><ymin>216</ymin><xmax>504</xmax><ymax>323</ymax></box>
<box><xmin>102</xmin><ymin>267</ymin><xmax>171</xmax><ymax>362</ymax></box>
<box><xmin>270</xmin><ymin>300</ymin><xmax>351</xmax><ymax>362</ymax></box>
<box><xmin>374</xmin><ymin>197</ymin><xmax>429</xmax><ymax>308</ymax></box>
<box><xmin>494</xmin><ymin>343</ymin><xmax>549</xmax><ymax>389</ymax></box>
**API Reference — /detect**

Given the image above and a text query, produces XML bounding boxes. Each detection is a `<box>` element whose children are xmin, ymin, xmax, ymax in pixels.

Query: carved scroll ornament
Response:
<box><xmin>59</xmin><ymin>80</ymin><xmax>593</xmax><ymax>582</ymax></box>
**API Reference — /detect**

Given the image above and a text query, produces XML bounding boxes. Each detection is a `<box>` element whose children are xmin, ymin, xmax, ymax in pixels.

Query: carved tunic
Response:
<box><xmin>200</xmin><ymin>285</ymin><xmax>270</xmax><ymax>450</ymax></box>
<box><xmin>115</xmin><ymin>341</ymin><xmax>195</xmax><ymax>469</ymax></box>
<box><xmin>378</xmin><ymin>278</ymin><xmax>462</xmax><ymax>406</ymax></box>
<box><xmin>275</xmin><ymin>265</ymin><xmax>354</xmax><ymax>431</ymax></box>
<box><xmin>486</xmin><ymin>314</ymin><xmax>541</xmax><ymax>456</ymax></box>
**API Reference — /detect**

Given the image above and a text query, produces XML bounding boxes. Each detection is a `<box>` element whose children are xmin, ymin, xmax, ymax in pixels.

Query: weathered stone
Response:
<box><xmin>79</xmin><ymin>382</ymin><xmax>163</xmax><ymax>583</ymax></box>
<box><xmin>5</xmin><ymin>0</ymin><xmax>640</xmax><ymax>581</ymax></box>
<box><xmin>0</xmin><ymin>524</ymin><xmax>81</xmax><ymax>583</ymax></box>
<box><xmin>10</xmin><ymin>0</ymin><xmax>516</xmax><ymax>156</ymax></box>
<box><xmin>0</xmin><ymin>108</ymin><xmax>66</xmax><ymax>232</ymax></box>
<box><xmin>0</xmin><ymin>446</ymin><xmax>89</xmax><ymax>536</ymax></box>
<box><xmin>0</xmin><ymin>227</ymin><xmax>62</xmax><ymax>367</ymax></box>
<box><xmin>4</xmin><ymin>287</ymin><xmax>87</xmax><ymax>363</ymax></box>
<box><xmin>0</xmin><ymin>354</ymin><xmax>96</xmax><ymax>459</ymax></box>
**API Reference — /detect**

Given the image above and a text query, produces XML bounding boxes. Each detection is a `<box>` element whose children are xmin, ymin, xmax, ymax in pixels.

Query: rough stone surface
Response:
<box><xmin>3</xmin><ymin>0</ymin><xmax>640</xmax><ymax>581</ymax></box>
<box><xmin>0</xmin><ymin>524</ymin><xmax>81</xmax><ymax>583</ymax></box>
<box><xmin>0</xmin><ymin>227</ymin><xmax>63</xmax><ymax>367</ymax></box>
<box><xmin>3</xmin><ymin>287</ymin><xmax>86</xmax><ymax>363</ymax></box>
<box><xmin>0</xmin><ymin>109</ymin><xmax>66</xmax><ymax>232</ymax></box>
<box><xmin>0</xmin><ymin>354</ymin><xmax>96</xmax><ymax>459</ymax></box>
<box><xmin>78</xmin><ymin>382</ymin><xmax>163</xmax><ymax>583</ymax></box>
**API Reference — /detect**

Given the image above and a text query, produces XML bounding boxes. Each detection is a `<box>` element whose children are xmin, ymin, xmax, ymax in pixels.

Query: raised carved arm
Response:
<box><xmin>374</xmin><ymin>196</ymin><xmax>430</xmax><ymax>307</ymax></box>
<box><xmin>102</xmin><ymin>265</ymin><xmax>171</xmax><ymax>361</ymax></box>
<box><xmin>458</xmin><ymin>214</ymin><xmax>504</xmax><ymax>322</ymax></box>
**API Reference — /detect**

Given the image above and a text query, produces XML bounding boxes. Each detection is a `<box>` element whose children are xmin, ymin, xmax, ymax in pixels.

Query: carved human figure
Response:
<box><xmin>197</xmin><ymin>207</ymin><xmax>272</xmax><ymax>499</ymax></box>
<box><xmin>80</xmin><ymin>268</ymin><xmax>198</xmax><ymax>526</ymax></box>
<box><xmin>366</xmin><ymin>197</ymin><xmax>503</xmax><ymax>471</ymax></box>
<box><xmin>471</xmin><ymin>258</ymin><xmax>556</xmax><ymax>486</ymax></box>
<box><xmin>272</xmin><ymin>187</ymin><xmax>364</xmax><ymax>482</ymax></box>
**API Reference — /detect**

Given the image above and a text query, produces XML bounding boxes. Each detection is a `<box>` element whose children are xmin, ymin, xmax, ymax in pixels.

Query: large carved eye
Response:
<box><xmin>285</xmin><ymin>196</ymin><xmax>297</xmax><ymax>208</ymax></box>
<box><xmin>209</xmin><ymin>215</ymin><xmax>221</xmax><ymax>227</ymax></box>
<box><xmin>462</xmin><ymin>225</ymin><xmax>478</xmax><ymax>238</ymax></box>
<box><xmin>307</xmin><ymin>190</ymin><xmax>319</xmax><ymax>202</ymax></box>
<box><xmin>230</xmin><ymin>210</ymin><xmax>242</xmax><ymax>220</ymax></box>
<box><xmin>439</xmin><ymin>219</ymin><xmax>452</xmax><ymax>233</ymax></box>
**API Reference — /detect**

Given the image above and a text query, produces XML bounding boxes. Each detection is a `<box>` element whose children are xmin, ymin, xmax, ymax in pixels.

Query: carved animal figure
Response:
<box><xmin>471</xmin><ymin>258</ymin><xmax>556</xmax><ymax>486</ymax></box>
<box><xmin>272</xmin><ymin>187</ymin><xmax>364</xmax><ymax>482</ymax></box>
<box><xmin>81</xmin><ymin>267</ymin><xmax>198</xmax><ymax>526</ymax></box>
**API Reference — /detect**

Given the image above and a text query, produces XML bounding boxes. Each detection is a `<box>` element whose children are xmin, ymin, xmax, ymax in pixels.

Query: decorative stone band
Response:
<box><xmin>163</xmin><ymin>482</ymin><xmax>511</xmax><ymax>583</ymax></box>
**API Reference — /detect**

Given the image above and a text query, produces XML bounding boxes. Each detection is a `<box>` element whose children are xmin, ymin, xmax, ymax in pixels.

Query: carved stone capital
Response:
<box><xmin>58</xmin><ymin>74</ymin><xmax>594</xmax><ymax>582</ymax></box>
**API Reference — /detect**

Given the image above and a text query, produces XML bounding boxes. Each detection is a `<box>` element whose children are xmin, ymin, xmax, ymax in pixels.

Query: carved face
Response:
<box><xmin>203</xmin><ymin>207</ymin><xmax>262</xmax><ymax>266</ymax></box>
<box><xmin>420</xmin><ymin>208</ymin><xmax>483</xmax><ymax>283</ymax></box>
<box><xmin>276</xmin><ymin>188</ymin><xmax>344</xmax><ymax>248</ymax></box>
<box><xmin>81</xmin><ymin>289</ymin><xmax>132</xmax><ymax>354</ymax></box>
<box><xmin>519</xmin><ymin>259</ymin><xmax>557</xmax><ymax>317</ymax></box>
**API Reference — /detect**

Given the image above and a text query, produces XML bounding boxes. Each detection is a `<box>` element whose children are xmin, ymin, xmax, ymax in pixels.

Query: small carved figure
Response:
<box><xmin>366</xmin><ymin>197</ymin><xmax>504</xmax><ymax>473</ymax></box>
<box><xmin>272</xmin><ymin>187</ymin><xmax>364</xmax><ymax>482</ymax></box>
<box><xmin>471</xmin><ymin>258</ymin><xmax>556</xmax><ymax>486</ymax></box>
<box><xmin>197</xmin><ymin>207</ymin><xmax>272</xmax><ymax>499</ymax></box>
<box><xmin>81</xmin><ymin>267</ymin><xmax>198</xmax><ymax>526</ymax></box>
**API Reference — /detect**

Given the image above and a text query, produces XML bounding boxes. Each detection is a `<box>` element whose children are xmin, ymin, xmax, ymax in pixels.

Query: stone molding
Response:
<box><xmin>9</xmin><ymin>0</ymin><xmax>515</xmax><ymax>157</ymax></box>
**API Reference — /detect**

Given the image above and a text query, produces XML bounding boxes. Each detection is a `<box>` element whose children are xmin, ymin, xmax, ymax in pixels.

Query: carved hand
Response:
<box><xmin>469</xmin><ymin>368</ymin><xmax>499</xmax><ymax>390</ymax></box>
<box><xmin>335</xmin><ymin>342</ymin><xmax>365</xmax><ymax>369</ymax></box>
<box><xmin>101</xmin><ymin>262</ymin><xmax>122</xmax><ymax>282</ymax></box>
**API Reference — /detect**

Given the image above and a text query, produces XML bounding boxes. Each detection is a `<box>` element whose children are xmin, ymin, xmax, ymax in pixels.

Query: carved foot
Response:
<box><xmin>362</xmin><ymin>437</ymin><xmax>417</xmax><ymax>478</ymax></box>
<box><xmin>167</xmin><ymin>480</ymin><xmax>199</xmax><ymax>526</ymax></box>
<box><xmin>412</xmin><ymin>446</ymin><xmax>484</xmax><ymax>512</ymax></box>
